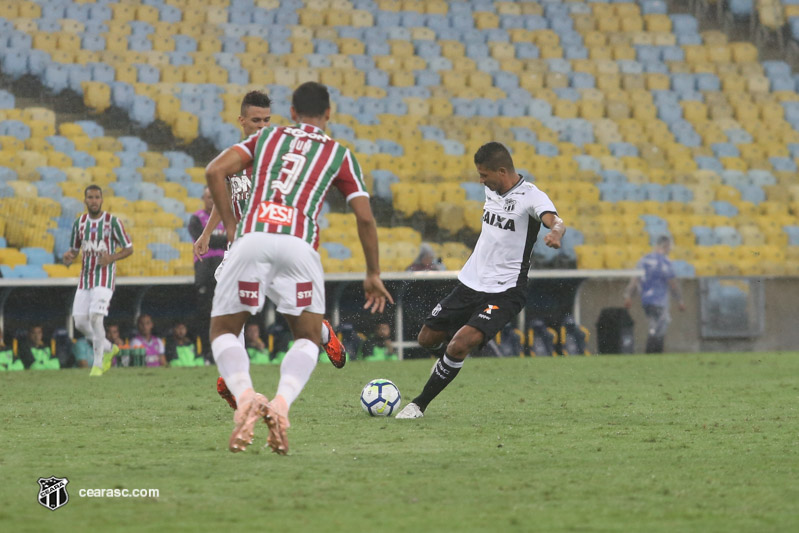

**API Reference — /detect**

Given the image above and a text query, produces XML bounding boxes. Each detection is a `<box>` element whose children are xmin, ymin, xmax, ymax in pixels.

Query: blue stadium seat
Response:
<box><xmin>321</xmin><ymin>242</ymin><xmax>352</xmax><ymax>259</ymax></box>
<box><xmin>376</xmin><ymin>139</ymin><xmax>403</xmax><ymax>156</ymax></box>
<box><xmin>67</xmin><ymin>64</ymin><xmax>92</xmax><ymax>94</ymax></box>
<box><xmin>725</xmin><ymin>129</ymin><xmax>752</xmax><ymax>144</ymax></box>
<box><xmin>148</xmin><ymin>243</ymin><xmax>180</xmax><ymax>261</ymax></box>
<box><xmin>695</xmin><ymin>73</ymin><xmax>720</xmax><ymax>92</ymax></box>
<box><xmin>43</xmin><ymin>64</ymin><xmax>70</xmax><ymax>93</ymax></box>
<box><xmin>670</xmin><ymin>14</ymin><xmax>699</xmax><ymax>35</ymax></box>
<box><xmin>371</xmin><ymin>170</ymin><xmax>399</xmax><ymax>200</ymax></box>
<box><xmin>609</xmin><ymin>142</ymin><xmax>638</xmax><ymax>158</ymax></box>
<box><xmin>714</xmin><ymin>226</ymin><xmax>742</xmax><ymax>246</ymax></box>
<box><xmin>164</xmin><ymin>151</ymin><xmax>194</xmax><ymax>169</ymax></box>
<box><xmin>21</xmin><ymin>247</ymin><xmax>55</xmax><ymax>266</ymax></box>
<box><xmin>353</xmin><ymin>139</ymin><xmax>379</xmax><ymax>155</ymax></box>
<box><xmin>665</xmin><ymin>184</ymin><xmax>693</xmax><ymax>202</ymax></box>
<box><xmin>34</xmin><ymin>181</ymin><xmax>62</xmax><ymax>199</ymax></box>
<box><xmin>737</xmin><ymin>185</ymin><xmax>765</xmax><ymax>204</ymax></box>
<box><xmin>38</xmin><ymin>167</ymin><xmax>67</xmax><ymax>182</ymax></box>
<box><xmin>747</xmin><ymin>170</ymin><xmax>776</xmax><ymax>186</ymax></box>
<box><xmin>157</xmin><ymin>198</ymin><xmax>186</xmax><ymax>218</ymax></box>
<box><xmin>111</xmin><ymin>182</ymin><xmax>140</xmax><ymax>201</ymax></box>
<box><xmin>0</xmin><ymin>120</ymin><xmax>30</xmax><ymax>140</ymax></box>
<box><xmin>129</xmin><ymin>21</ymin><xmax>154</xmax><ymax>36</ymax></box>
<box><xmin>90</xmin><ymin>63</ymin><xmax>115</xmax><ymax>83</ymax></box>
<box><xmin>671</xmin><ymin>260</ymin><xmax>695</xmax><ymax>278</ymax></box>
<box><xmin>695</xmin><ymin>156</ymin><xmax>724</xmax><ymax>172</ymax></box>
<box><xmin>618</xmin><ymin>60</ymin><xmax>644</xmax><ymax>74</ymax></box>
<box><xmin>14</xmin><ymin>265</ymin><xmax>48</xmax><ymax>279</ymax></box>
<box><xmin>0</xmin><ymin>167</ymin><xmax>17</xmax><ymax>181</ymax></box>
<box><xmin>692</xmin><ymin>226</ymin><xmax>716</xmax><ymax>246</ymax></box>
<box><xmin>111</xmin><ymin>82</ymin><xmax>135</xmax><ymax>110</ymax></box>
<box><xmin>711</xmin><ymin>201</ymin><xmax>739</xmax><ymax>217</ymax></box>
<box><xmin>130</xmin><ymin>95</ymin><xmax>156</xmax><ymax>127</ymax></box>
<box><xmin>127</xmin><ymin>35</ymin><xmax>152</xmax><ymax>52</ymax></box>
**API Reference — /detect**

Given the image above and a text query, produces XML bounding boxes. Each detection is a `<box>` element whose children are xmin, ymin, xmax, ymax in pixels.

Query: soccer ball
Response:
<box><xmin>360</xmin><ymin>379</ymin><xmax>401</xmax><ymax>417</ymax></box>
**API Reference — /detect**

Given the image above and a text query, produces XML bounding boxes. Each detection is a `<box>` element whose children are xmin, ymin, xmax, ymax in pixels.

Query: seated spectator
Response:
<box><xmin>106</xmin><ymin>323</ymin><xmax>130</xmax><ymax>367</ymax></box>
<box><xmin>165</xmin><ymin>321</ymin><xmax>204</xmax><ymax>367</ymax></box>
<box><xmin>19</xmin><ymin>325</ymin><xmax>60</xmax><ymax>370</ymax></box>
<box><xmin>72</xmin><ymin>336</ymin><xmax>92</xmax><ymax>368</ymax></box>
<box><xmin>50</xmin><ymin>328</ymin><xmax>76</xmax><ymax>368</ymax></box>
<box><xmin>406</xmin><ymin>243</ymin><xmax>445</xmax><ymax>272</ymax></box>
<box><xmin>0</xmin><ymin>326</ymin><xmax>24</xmax><ymax>371</ymax></box>
<box><xmin>359</xmin><ymin>321</ymin><xmax>398</xmax><ymax>361</ymax></box>
<box><xmin>244</xmin><ymin>322</ymin><xmax>272</xmax><ymax>365</ymax></box>
<box><xmin>130</xmin><ymin>314</ymin><xmax>166</xmax><ymax>367</ymax></box>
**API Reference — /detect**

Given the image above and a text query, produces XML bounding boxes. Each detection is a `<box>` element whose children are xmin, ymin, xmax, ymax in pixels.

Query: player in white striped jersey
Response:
<box><xmin>63</xmin><ymin>185</ymin><xmax>133</xmax><ymax>376</ymax></box>
<box><xmin>396</xmin><ymin>142</ymin><xmax>566</xmax><ymax>419</ymax></box>
<box><xmin>205</xmin><ymin>82</ymin><xmax>393</xmax><ymax>454</ymax></box>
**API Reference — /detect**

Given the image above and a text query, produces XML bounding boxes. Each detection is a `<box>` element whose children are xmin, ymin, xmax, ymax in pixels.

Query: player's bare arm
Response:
<box><xmin>669</xmin><ymin>278</ymin><xmax>686</xmax><ymax>311</ymax></box>
<box><xmin>193</xmin><ymin>203</ymin><xmax>222</xmax><ymax>260</ymax></box>
<box><xmin>206</xmin><ymin>148</ymin><xmax>247</xmax><ymax>243</ymax></box>
<box><xmin>541</xmin><ymin>213</ymin><xmax>565</xmax><ymax>249</ymax></box>
<box><xmin>623</xmin><ymin>277</ymin><xmax>640</xmax><ymax>309</ymax></box>
<box><xmin>98</xmin><ymin>245</ymin><xmax>133</xmax><ymax>267</ymax></box>
<box><xmin>349</xmin><ymin>196</ymin><xmax>394</xmax><ymax>314</ymax></box>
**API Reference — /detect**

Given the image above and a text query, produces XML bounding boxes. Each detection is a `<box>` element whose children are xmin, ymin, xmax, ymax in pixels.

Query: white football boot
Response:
<box><xmin>395</xmin><ymin>402</ymin><xmax>424</xmax><ymax>419</ymax></box>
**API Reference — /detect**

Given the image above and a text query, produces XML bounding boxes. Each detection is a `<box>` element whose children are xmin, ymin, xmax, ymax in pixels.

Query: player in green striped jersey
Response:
<box><xmin>63</xmin><ymin>185</ymin><xmax>133</xmax><ymax>376</ymax></box>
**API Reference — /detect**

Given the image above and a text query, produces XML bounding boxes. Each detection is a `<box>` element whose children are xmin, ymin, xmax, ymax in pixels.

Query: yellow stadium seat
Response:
<box><xmin>474</xmin><ymin>11</ymin><xmax>499</xmax><ymax>30</ymax></box>
<box><xmin>539</xmin><ymin>45</ymin><xmax>563</xmax><ymax>59</ymax></box>
<box><xmin>82</xmin><ymin>81</ymin><xmax>112</xmax><ymax>113</ymax></box>
<box><xmin>351</xmin><ymin>9</ymin><xmax>375</xmax><ymax>26</ymax></box>
<box><xmin>747</xmin><ymin>76</ymin><xmax>770</xmax><ymax>93</ymax></box>
<box><xmin>646</xmin><ymin>73</ymin><xmax>670</xmax><ymax>91</ymax></box>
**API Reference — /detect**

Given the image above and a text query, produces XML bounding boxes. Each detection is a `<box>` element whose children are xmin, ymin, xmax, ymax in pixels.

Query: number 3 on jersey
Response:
<box><xmin>273</xmin><ymin>152</ymin><xmax>307</xmax><ymax>195</ymax></box>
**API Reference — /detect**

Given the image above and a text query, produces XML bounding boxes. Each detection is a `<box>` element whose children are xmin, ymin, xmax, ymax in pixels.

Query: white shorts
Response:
<box><xmin>72</xmin><ymin>286</ymin><xmax>114</xmax><ymax>317</ymax></box>
<box><xmin>211</xmin><ymin>232</ymin><xmax>325</xmax><ymax>318</ymax></box>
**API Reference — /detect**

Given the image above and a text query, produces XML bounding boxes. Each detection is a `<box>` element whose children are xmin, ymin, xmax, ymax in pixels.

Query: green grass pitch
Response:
<box><xmin>2</xmin><ymin>353</ymin><xmax>798</xmax><ymax>532</ymax></box>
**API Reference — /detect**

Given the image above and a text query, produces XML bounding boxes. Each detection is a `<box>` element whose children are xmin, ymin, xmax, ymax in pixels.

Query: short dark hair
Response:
<box><xmin>656</xmin><ymin>235</ymin><xmax>671</xmax><ymax>247</ymax></box>
<box><xmin>291</xmin><ymin>82</ymin><xmax>330</xmax><ymax>118</ymax></box>
<box><xmin>474</xmin><ymin>142</ymin><xmax>515</xmax><ymax>171</ymax></box>
<box><xmin>84</xmin><ymin>184</ymin><xmax>102</xmax><ymax>196</ymax></box>
<box><xmin>240</xmin><ymin>90</ymin><xmax>271</xmax><ymax>115</ymax></box>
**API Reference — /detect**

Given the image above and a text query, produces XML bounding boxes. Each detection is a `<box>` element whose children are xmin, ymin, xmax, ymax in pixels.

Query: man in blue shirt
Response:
<box><xmin>623</xmin><ymin>236</ymin><xmax>685</xmax><ymax>353</ymax></box>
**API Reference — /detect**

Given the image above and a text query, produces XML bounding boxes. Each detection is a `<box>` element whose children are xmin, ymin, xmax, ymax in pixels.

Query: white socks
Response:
<box><xmin>320</xmin><ymin>323</ymin><xmax>330</xmax><ymax>344</ymax></box>
<box><xmin>276</xmin><ymin>338</ymin><xmax>319</xmax><ymax>408</ymax></box>
<box><xmin>212</xmin><ymin>333</ymin><xmax>252</xmax><ymax>400</ymax></box>
<box><xmin>75</xmin><ymin>314</ymin><xmax>111</xmax><ymax>368</ymax></box>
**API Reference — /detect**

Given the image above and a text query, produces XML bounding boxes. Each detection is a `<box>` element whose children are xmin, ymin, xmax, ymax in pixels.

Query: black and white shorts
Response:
<box><xmin>424</xmin><ymin>282</ymin><xmax>527</xmax><ymax>346</ymax></box>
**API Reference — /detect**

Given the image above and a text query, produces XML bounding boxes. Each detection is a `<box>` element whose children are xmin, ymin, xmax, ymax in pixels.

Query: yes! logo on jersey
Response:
<box><xmin>256</xmin><ymin>201</ymin><xmax>294</xmax><ymax>226</ymax></box>
<box><xmin>238</xmin><ymin>281</ymin><xmax>259</xmax><ymax>306</ymax></box>
<box><xmin>296</xmin><ymin>281</ymin><xmax>312</xmax><ymax>307</ymax></box>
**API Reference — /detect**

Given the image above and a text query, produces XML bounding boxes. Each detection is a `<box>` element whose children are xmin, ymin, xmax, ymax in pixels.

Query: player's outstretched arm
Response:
<box><xmin>206</xmin><ymin>148</ymin><xmax>246</xmax><ymax>243</ymax></box>
<box><xmin>349</xmin><ymin>196</ymin><xmax>394</xmax><ymax>314</ymax></box>
<box><xmin>193</xmin><ymin>204</ymin><xmax>222</xmax><ymax>260</ymax></box>
<box><xmin>541</xmin><ymin>213</ymin><xmax>565</xmax><ymax>249</ymax></box>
